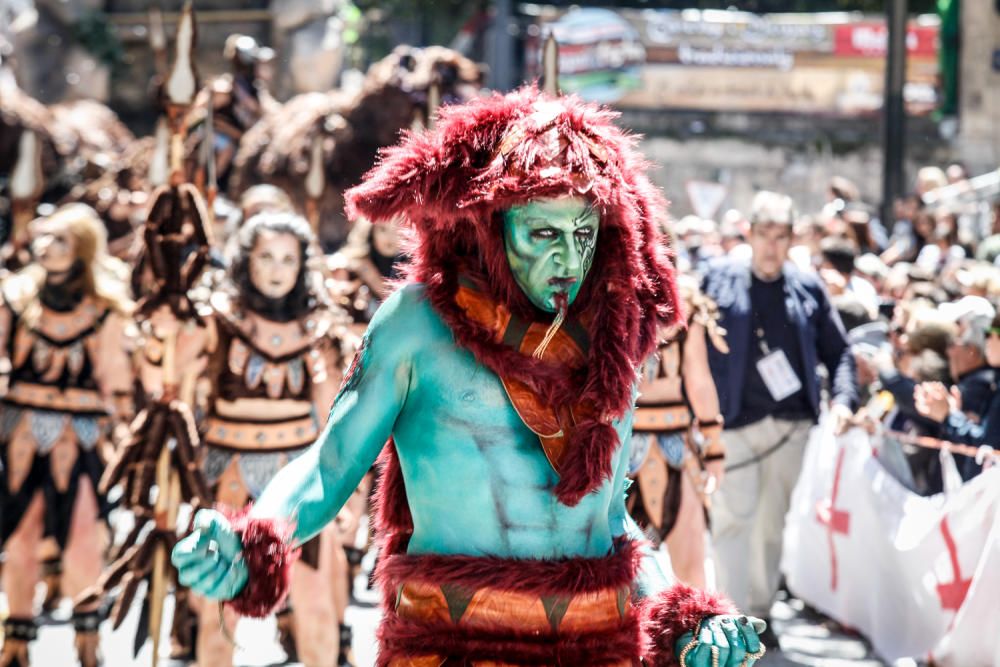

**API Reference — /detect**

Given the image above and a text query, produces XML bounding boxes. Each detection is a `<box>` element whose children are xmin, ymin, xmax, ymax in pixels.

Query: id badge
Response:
<box><xmin>756</xmin><ymin>349</ymin><xmax>802</xmax><ymax>401</ymax></box>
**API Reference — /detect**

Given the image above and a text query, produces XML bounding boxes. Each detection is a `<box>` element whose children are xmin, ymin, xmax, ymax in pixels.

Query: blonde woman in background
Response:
<box><xmin>0</xmin><ymin>204</ymin><xmax>134</xmax><ymax>667</ymax></box>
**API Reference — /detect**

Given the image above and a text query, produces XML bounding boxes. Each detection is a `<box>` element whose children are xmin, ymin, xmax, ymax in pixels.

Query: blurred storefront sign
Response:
<box><xmin>525</xmin><ymin>8</ymin><xmax>940</xmax><ymax>116</ymax></box>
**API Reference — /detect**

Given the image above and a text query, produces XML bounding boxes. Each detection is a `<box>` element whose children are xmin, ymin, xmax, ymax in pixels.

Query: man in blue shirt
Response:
<box><xmin>702</xmin><ymin>191</ymin><xmax>858</xmax><ymax>644</ymax></box>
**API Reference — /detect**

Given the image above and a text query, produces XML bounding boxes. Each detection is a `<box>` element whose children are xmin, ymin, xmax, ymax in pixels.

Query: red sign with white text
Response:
<box><xmin>834</xmin><ymin>23</ymin><xmax>938</xmax><ymax>58</ymax></box>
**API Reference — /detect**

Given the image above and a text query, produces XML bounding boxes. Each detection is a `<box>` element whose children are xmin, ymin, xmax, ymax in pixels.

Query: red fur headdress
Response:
<box><xmin>347</xmin><ymin>87</ymin><xmax>679</xmax><ymax>506</ymax></box>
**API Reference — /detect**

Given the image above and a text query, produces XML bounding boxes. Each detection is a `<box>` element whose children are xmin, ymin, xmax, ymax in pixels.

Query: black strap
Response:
<box><xmin>339</xmin><ymin>623</ymin><xmax>353</xmax><ymax>644</ymax></box>
<box><xmin>724</xmin><ymin>424</ymin><xmax>796</xmax><ymax>473</ymax></box>
<box><xmin>31</xmin><ymin>309</ymin><xmax>111</xmax><ymax>346</ymax></box>
<box><xmin>3</xmin><ymin>618</ymin><xmax>37</xmax><ymax>641</ymax></box>
<box><xmin>72</xmin><ymin>609</ymin><xmax>103</xmax><ymax>633</ymax></box>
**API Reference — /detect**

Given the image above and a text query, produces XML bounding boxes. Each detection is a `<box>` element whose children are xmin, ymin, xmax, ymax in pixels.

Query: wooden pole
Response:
<box><xmin>203</xmin><ymin>103</ymin><xmax>217</xmax><ymax>245</ymax></box>
<box><xmin>149</xmin><ymin>8</ymin><xmax>168</xmax><ymax>77</ymax></box>
<box><xmin>305</xmin><ymin>140</ymin><xmax>325</xmax><ymax>235</ymax></box>
<box><xmin>149</xmin><ymin>4</ymin><xmax>197</xmax><ymax>662</ymax></box>
<box><xmin>149</xmin><ymin>327</ymin><xmax>177</xmax><ymax>666</ymax></box>
<box><xmin>542</xmin><ymin>33</ymin><xmax>560</xmax><ymax>96</ymax></box>
<box><xmin>426</xmin><ymin>81</ymin><xmax>441</xmax><ymax>130</ymax></box>
<box><xmin>9</xmin><ymin>129</ymin><xmax>43</xmax><ymax>253</ymax></box>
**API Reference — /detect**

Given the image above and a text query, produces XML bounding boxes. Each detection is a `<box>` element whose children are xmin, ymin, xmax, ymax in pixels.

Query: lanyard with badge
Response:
<box><xmin>753</xmin><ymin>310</ymin><xmax>802</xmax><ymax>402</ymax></box>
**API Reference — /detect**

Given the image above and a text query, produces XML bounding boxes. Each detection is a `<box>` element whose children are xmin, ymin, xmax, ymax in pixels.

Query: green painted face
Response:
<box><xmin>503</xmin><ymin>196</ymin><xmax>600</xmax><ymax>313</ymax></box>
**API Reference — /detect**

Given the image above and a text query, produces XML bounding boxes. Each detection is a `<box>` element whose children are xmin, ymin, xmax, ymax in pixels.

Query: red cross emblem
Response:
<box><xmin>815</xmin><ymin>446</ymin><xmax>851</xmax><ymax>591</ymax></box>
<box><xmin>935</xmin><ymin>516</ymin><xmax>971</xmax><ymax>613</ymax></box>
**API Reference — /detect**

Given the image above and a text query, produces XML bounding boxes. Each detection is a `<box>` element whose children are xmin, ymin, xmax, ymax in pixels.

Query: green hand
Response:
<box><xmin>171</xmin><ymin>509</ymin><xmax>249</xmax><ymax>600</ymax></box>
<box><xmin>674</xmin><ymin>615</ymin><xmax>767</xmax><ymax>667</ymax></box>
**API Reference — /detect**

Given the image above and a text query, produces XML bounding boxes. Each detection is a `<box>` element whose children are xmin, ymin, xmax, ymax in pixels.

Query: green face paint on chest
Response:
<box><xmin>503</xmin><ymin>197</ymin><xmax>600</xmax><ymax>313</ymax></box>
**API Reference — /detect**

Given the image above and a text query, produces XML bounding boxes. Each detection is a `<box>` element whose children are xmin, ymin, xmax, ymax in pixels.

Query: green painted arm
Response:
<box><xmin>249</xmin><ymin>288</ymin><xmax>414</xmax><ymax>544</ymax></box>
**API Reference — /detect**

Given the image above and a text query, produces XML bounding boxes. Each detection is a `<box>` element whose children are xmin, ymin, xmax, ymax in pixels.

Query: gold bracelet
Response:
<box><xmin>711</xmin><ymin>645</ymin><xmax>720</xmax><ymax>667</ymax></box>
<box><xmin>741</xmin><ymin>645</ymin><xmax>766</xmax><ymax>667</ymax></box>
<box><xmin>678</xmin><ymin>619</ymin><xmax>703</xmax><ymax>667</ymax></box>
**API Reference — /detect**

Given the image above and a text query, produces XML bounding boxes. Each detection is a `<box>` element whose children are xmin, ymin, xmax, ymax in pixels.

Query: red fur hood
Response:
<box><xmin>346</xmin><ymin>87</ymin><xmax>679</xmax><ymax>505</ymax></box>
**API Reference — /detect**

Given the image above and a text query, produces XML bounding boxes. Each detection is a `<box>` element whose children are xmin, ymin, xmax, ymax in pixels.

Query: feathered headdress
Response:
<box><xmin>347</xmin><ymin>86</ymin><xmax>679</xmax><ymax>506</ymax></box>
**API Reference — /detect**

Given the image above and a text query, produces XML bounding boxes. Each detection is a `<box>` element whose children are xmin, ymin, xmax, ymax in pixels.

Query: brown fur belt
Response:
<box><xmin>632</xmin><ymin>405</ymin><xmax>691</xmax><ymax>433</ymax></box>
<box><xmin>203</xmin><ymin>415</ymin><xmax>319</xmax><ymax>452</ymax></box>
<box><xmin>3</xmin><ymin>383</ymin><xmax>106</xmax><ymax>414</ymax></box>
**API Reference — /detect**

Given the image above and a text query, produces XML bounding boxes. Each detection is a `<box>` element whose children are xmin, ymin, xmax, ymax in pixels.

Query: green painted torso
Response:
<box><xmin>254</xmin><ymin>283</ymin><xmax>636</xmax><ymax>562</ymax></box>
<box><xmin>391</xmin><ymin>285</ymin><xmax>622</xmax><ymax>558</ymax></box>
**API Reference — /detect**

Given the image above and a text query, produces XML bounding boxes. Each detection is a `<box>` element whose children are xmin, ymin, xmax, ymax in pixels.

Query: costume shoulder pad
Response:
<box><xmin>211</xmin><ymin>75</ymin><xmax>234</xmax><ymax>95</ymax></box>
<box><xmin>678</xmin><ymin>275</ymin><xmax>728</xmax><ymax>353</ymax></box>
<box><xmin>1</xmin><ymin>272</ymin><xmax>36</xmax><ymax>317</ymax></box>
<box><xmin>208</xmin><ymin>289</ymin><xmax>237</xmax><ymax>319</ymax></box>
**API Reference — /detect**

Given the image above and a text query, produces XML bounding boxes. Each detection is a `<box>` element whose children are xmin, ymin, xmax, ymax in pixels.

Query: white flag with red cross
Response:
<box><xmin>781</xmin><ymin>416</ymin><xmax>1000</xmax><ymax>666</ymax></box>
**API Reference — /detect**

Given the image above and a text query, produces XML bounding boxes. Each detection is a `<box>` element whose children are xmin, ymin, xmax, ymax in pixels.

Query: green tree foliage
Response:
<box><xmin>355</xmin><ymin>0</ymin><xmax>486</xmax><ymax>48</ymax></box>
<box><xmin>352</xmin><ymin>0</ymin><xmax>484</xmax><ymax>62</ymax></box>
<box><xmin>74</xmin><ymin>11</ymin><xmax>126</xmax><ymax>71</ymax></box>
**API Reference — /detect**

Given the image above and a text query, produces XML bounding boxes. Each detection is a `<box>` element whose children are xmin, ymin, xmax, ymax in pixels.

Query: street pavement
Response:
<box><xmin>767</xmin><ymin>595</ymin><xmax>886</xmax><ymax>667</ymax></box>
<box><xmin>22</xmin><ymin>577</ymin><xmax>892</xmax><ymax>667</ymax></box>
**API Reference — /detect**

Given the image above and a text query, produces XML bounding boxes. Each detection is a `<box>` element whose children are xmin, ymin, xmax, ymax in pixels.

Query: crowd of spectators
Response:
<box><xmin>671</xmin><ymin>164</ymin><xmax>999</xmax><ymax>500</ymax></box>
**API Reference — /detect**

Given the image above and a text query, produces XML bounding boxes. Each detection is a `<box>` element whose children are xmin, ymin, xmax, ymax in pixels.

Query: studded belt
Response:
<box><xmin>3</xmin><ymin>383</ymin><xmax>106</xmax><ymax>415</ymax></box>
<box><xmin>202</xmin><ymin>414</ymin><xmax>319</xmax><ymax>452</ymax></box>
<box><xmin>632</xmin><ymin>404</ymin><xmax>691</xmax><ymax>433</ymax></box>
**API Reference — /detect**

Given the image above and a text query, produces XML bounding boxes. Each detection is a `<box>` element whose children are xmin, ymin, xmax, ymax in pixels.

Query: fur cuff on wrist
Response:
<box><xmin>223</xmin><ymin>508</ymin><xmax>299</xmax><ymax>618</ymax></box>
<box><xmin>642</xmin><ymin>583</ymin><xmax>736</xmax><ymax>667</ymax></box>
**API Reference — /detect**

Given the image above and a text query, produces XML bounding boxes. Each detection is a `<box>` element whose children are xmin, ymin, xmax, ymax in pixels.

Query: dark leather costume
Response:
<box><xmin>0</xmin><ymin>290</ymin><xmax>126</xmax><ymax>547</ymax></box>
<box><xmin>200</xmin><ymin>292</ymin><xmax>346</xmax><ymax>567</ymax></box>
<box><xmin>626</xmin><ymin>287</ymin><xmax>726</xmax><ymax>544</ymax></box>
<box><xmin>627</xmin><ymin>335</ymin><xmax>692</xmax><ymax>541</ymax></box>
<box><xmin>327</xmin><ymin>248</ymin><xmax>397</xmax><ymax>336</ymax></box>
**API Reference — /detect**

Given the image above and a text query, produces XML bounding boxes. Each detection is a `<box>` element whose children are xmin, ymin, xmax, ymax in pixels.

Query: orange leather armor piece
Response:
<box><xmin>394</xmin><ymin>580</ymin><xmax>631</xmax><ymax>636</ymax></box>
<box><xmin>454</xmin><ymin>283</ymin><xmax>595</xmax><ymax>476</ymax></box>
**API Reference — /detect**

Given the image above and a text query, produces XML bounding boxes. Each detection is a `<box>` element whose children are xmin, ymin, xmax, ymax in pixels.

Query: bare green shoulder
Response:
<box><xmin>365</xmin><ymin>283</ymin><xmax>449</xmax><ymax>355</ymax></box>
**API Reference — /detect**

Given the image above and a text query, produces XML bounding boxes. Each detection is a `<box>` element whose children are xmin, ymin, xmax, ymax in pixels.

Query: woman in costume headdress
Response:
<box><xmin>145</xmin><ymin>211</ymin><xmax>355</xmax><ymax>667</ymax></box>
<box><xmin>0</xmin><ymin>203</ymin><xmax>134</xmax><ymax>667</ymax></box>
<box><xmin>327</xmin><ymin>215</ymin><xmax>404</xmax><ymax>336</ymax></box>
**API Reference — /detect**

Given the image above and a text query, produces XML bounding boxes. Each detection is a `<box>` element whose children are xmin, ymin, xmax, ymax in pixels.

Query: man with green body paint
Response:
<box><xmin>172</xmin><ymin>89</ymin><xmax>765</xmax><ymax>667</ymax></box>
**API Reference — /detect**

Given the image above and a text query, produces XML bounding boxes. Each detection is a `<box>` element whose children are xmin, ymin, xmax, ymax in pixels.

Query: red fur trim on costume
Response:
<box><xmin>222</xmin><ymin>506</ymin><xmax>299</xmax><ymax>619</ymax></box>
<box><xmin>347</xmin><ymin>88</ymin><xmax>680</xmax><ymax>506</ymax></box>
<box><xmin>374</xmin><ymin>540</ymin><xmax>644</xmax><ymax>666</ymax></box>
<box><xmin>377</xmin><ymin>537</ymin><xmax>640</xmax><ymax>597</ymax></box>
<box><xmin>372</xmin><ymin>440</ymin><xmax>413</xmax><ymax>555</ymax></box>
<box><xmin>641</xmin><ymin>584</ymin><xmax>736</xmax><ymax>667</ymax></box>
<box><xmin>377</xmin><ymin>611</ymin><xmax>643</xmax><ymax>666</ymax></box>
<box><xmin>553</xmin><ymin>421</ymin><xmax>621</xmax><ymax>506</ymax></box>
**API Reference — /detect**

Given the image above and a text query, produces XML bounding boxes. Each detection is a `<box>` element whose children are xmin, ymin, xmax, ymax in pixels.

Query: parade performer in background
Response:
<box><xmin>327</xmin><ymin>216</ymin><xmax>403</xmax><ymax>336</ymax></box>
<box><xmin>627</xmin><ymin>275</ymin><xmax>728</xmax><ymax>590</ymax></box>
<box><xmin>173</xmin><ymin>88</ymin><xmax>766</xmax><ymax>666</ymax></box>
<box><xmin>146</xmin><ymin>211</ymin><xmax>355</xmax><ymax>666</ymax></box>
<box><xmin>229</xmin><ymin>44</ymin><xmax>482</xmax><ymax>249</ymax></box>
<box><xmin>184</xmin><ymin>34</ymin><xmax>277</xmax><ymax>191</ymax></box>
<box><xmin>0</xmin><ymin>204</ymin><xmax>133</xmax><ymax>667</ymax></box>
